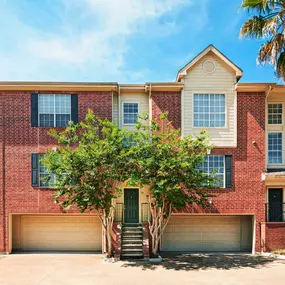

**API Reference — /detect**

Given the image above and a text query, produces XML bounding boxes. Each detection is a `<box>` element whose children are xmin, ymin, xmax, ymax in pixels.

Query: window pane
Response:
<box><xmin>268</xmin><ymin>104</ymin><xmax>282</xmax><ymax>124</ymax></box>
<box><xmin>123</xmin><ymin>103</ymin><xmax>138</xmax><ymax>124</ymax></box>
<box><xmin>193</xmin><ymin>94</ymin><xmax>225</xmax><ymax>127</ymax></box>
<box><xmin>198</xmin><ymin>155</ymin><xmax>225</xmax><ymax>188</ymax></box>
<box><xmin>55</xmin><ymin>95</ymin><xmax>71</xmax><ymax>114</ymax></box>
<box><xmin>39</xmin><ymin>114</ymin><xmax>54</xmax><ymax>127</ymax></box>
<box><xmin>39</xmin><ymin>174</ymin><xmax>55</xmax><ymax>187</ymax></box>
<box><xmin>268</xmin><ymin>133</ymin><xmax>282</xmax><ymax>164</ymax></box>
<box><xmin>56</xmin><ymin>114</ymin><xmax>71</xmax><ymax>127</ymax></box>
<box><xmin>39</xmin><ymin>94</ymin><xmax>54</xmax><ymax>114</ymax></box>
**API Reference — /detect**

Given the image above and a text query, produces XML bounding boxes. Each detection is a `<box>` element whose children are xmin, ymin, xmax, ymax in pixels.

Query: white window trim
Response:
<box><xmin>267</xmin><ymin>131</ymin><xmax>283</xmax><ymax>165</ymax></box>
<box><xmin>201</xmin><ymin>155</ymin><xmax>226</xmax><ymax>188</ymax></box>
<box><xmin>121</xmin><ymin>102</ymin><xmax>140</xmax><ymax>126</ymax></box>
<box><xmin>192</xmin><ymin>92</ymin><xmax>228</xmax><ymax>129</ymax></box>
<box><xmin>38</xmin><ymin>94</ymin><xmax>71</xmax><ymax>127</ymax></box>
<box><xmin>267</xmin><ymin>102</ymin><xmax>283</xmax><ymax>125</ymax></box>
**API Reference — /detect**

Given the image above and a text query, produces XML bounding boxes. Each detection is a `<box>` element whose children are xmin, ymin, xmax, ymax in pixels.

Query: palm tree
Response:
<box><xmin>240</xmin><ymin>0</ymin><xmax>285</xmax><ymax>80</ymax></box>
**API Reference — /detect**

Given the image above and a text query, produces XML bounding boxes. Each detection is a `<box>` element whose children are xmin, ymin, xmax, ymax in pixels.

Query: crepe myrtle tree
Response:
<box><xmin>41</xmin><ymin>109</ymin><xmax>134</xmax><ymax>257</ymax></box>
<box><xmin>127</xmin><ymin>113</ymin><xmax>216</xmax><ymax>256</ymax></box>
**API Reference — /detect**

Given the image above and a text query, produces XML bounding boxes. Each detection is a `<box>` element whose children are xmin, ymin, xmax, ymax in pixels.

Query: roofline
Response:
<box><xmin>236</xmin><ymin>83</ymin><xmax>277</xmax><ymax>92</ymax></box>
<box><xmin>0</xmin><ymin>81</ymin><xmax>184</xmax><ymax>92</ymax></box>
<box><xmin>0</xmin><ymin>81</ymin><xmax>118</xmax><ymax>92</ymax></box>
<box><xmin>176</xmin><ymin>44</ymin><xmax>243</xmax><ymax>81</ymax></box>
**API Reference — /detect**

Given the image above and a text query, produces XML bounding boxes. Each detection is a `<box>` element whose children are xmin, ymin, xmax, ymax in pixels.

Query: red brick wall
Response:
<box><xmin>152</xmin><ymin>91</ymin><xmax>181</xmax><ymax>130</ymax></box>
<box><xmin>0</xmin><ymin>89</ymin><xmax>268</xmax><ymax>253</ymax></box>
<box><xmin>112</xmin><ymin>222</ymin><xmax>121</xmax><ymax>257</ymax></box>
<box><xmin>155</xmin><ymin>92</ymin><xmax>266</xmax><ymax>252</ymax></box>
<box><xmin>0</xmin><ymin>90</ymin><xmax>112</xmax><ymax>252</ymax></box>
<box><xmin>265</xmin><ymin>223</ymin><xmax>285</xmax><ymax>251</ymax></box>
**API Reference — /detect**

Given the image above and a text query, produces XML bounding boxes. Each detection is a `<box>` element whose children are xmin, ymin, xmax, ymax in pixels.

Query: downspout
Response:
<box><xmin>265</xmin><ymin>85</ymin><xmax>273</xmax><ymax>171</ymax></box>
<box><xmin>260</xmin><ymin>85</ymin><xmax>273</xmax><ymax>253</ymax></box>
<box><xmin>118</xmin><ymin>84</ymin><xmax>121</xmax><ymax>128</ymax></box>
<box><xmin>148</xmin><ymin>84</ymin><xmax>152</xmax><ymax>125</ymax></box>
<box><xmin>1</xmin><ymin>99</ymin><xmax>6</xmax><ymax>253</ymax></box>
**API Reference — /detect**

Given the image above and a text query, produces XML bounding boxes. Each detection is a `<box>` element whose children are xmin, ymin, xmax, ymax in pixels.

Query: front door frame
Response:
<box><xmin>124</xmin><ymin>188</ymin><xmax>140</xmax><ymax>224</ymax></box>
<box><xmin>268</xmin><ymin>188</ymin><xmax>283</xmax><ymax>222</ymax></box>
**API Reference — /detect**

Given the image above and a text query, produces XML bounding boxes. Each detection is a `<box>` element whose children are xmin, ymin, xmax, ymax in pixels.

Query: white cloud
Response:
<box><xmin>0</xmin><ymin>0</ymin><xmax>208</xmax><ymax>82</ymax></box>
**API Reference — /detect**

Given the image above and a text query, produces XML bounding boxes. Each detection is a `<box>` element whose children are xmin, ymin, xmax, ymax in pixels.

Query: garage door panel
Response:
<box><xmin>162</xmin><ymin>215</ymin><xmax>251</xmax><ymax>252</ymax></box>
<box><xmin>21</xmin><ymin>216</ymin><xmax>101</xmax><ymax>251</ymax></box>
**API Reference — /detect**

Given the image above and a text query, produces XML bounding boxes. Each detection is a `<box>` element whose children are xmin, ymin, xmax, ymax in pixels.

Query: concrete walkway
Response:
<box><xmin>0</xmin><ymin>253</ymin><xmax>284</xmax><ymax>285</ymax></box>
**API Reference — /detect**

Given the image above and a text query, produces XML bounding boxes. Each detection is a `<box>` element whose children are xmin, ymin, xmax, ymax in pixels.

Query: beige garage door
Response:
<box><xmin>21</xmin><ymin>216</ymin><xmax>101</xmax><ymax>251</ymax></box>
<box><xmin>162</xmin><ymin>215</ymin><xmax>248</xmax><ymax>252</ymax></box>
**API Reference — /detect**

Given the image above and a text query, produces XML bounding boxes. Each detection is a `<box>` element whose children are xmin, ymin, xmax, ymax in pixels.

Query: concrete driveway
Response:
<box><xmin>0</xmin><ymin>253</ymin><xmax>285</xmax><ymax>285</ymax></box>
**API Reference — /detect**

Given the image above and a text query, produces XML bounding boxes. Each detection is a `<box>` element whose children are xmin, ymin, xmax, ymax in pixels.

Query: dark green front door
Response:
<box><xmin>124</xmin><ymin>188</ymin><xmax>139</xmax><ymax>223</ymax></box>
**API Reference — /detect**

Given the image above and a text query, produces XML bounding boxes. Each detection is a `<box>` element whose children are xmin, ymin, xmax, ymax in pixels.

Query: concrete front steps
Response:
<box><xmin>120</xmin><ymin>224</ymin><xmax>144</xmax><ymax>260</ymax></box>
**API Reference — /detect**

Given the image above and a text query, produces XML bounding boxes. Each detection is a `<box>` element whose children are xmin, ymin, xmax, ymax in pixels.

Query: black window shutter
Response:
<box><xmin>225</xmin><ymin>155</ymin><xmax>233</xmax><ymax>188</ymax></box>
<box><xmin>31</xmin><ymin>153</ymin><xmax>39</xmax><ymax>186</ymax></box>
<box><xmin>31</xmin><ymin>93</ymin><xmax>38</xmax><ymax>127</ymax></box>
<box><xmin>71</xmin><ymin>94</ymin><xmax>78</xmax><ymax>124</ymax></box>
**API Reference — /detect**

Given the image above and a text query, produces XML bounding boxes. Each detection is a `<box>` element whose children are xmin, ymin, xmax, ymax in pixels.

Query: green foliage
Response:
<box><xmin>240</xmin><ymin>0</ymin><xmax>285</xmax><ymax>79</ymax></box>
<box><xmin>41</xmin><ymin>109</ymin><xmax>133</xmax><ymax>215</ymax></box>
<box><xmin>126</xmin><ymin>114</ymin><xmax>215</xmax><ymax>211</ymax></box>
<box><xmin>42</xmin><ymin>110</ymin><xmax>215</xmax><ymax>215</ymax></box>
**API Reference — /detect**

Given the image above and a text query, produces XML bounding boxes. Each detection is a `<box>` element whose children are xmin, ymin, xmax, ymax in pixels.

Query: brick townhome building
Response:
<box><xmin>0</xmin><ymin>45</ymin><xmax>284</xmax><ymax>257</ymax></box>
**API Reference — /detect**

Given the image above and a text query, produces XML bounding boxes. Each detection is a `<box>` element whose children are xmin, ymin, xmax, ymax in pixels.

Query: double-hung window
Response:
<box><xmin>194</xmin><ymin>94</ymin><xmax>226</xmax><ymax>127</ymax></box>
<box><xmin>39</xmin><ymin>155</ymin><xmax>55</xmax><ymax>187</ymax></box>
<box><xmin>39</xmin><ymin>94</ymin><xmax>71</xmax><ymax>127</ymax></box>
<box><xmin>123</xmin><ymin>103</ymin><xmax>139</xmax><ymax>125</ymax></box>
<box><xmin>199</xmin><ymin>155</ymin><xmax>225</xmax><ymax>188</ymax></box>
<box><xmin>32</xmin><ymin>154</ymin><xmax>55</xmax><ymax>187</ymax></box>
<box><xmin>268</xmin><ymin>103</ymin><xmax>282</xmax><ymax>125</ymax></box>
<box><xmin>268</xmin><ymin>132</ymin><xmax>283</xmax><ymax>164</ymax></box>
<box><xmin>31</xmin><ymin>93</ymin><xmax>78</xmax><ymax>127</ymax></box>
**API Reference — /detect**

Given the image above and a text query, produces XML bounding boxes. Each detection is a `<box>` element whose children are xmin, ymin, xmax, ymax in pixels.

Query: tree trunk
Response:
<box><xmin>102</xmin><ymin>226</ymin><xmax>107</xmax><ymax>254</ymax></box>
<box><xmin>148</xmin><ymin>197</ymin><xmax>172</xmax><ymax>257</ymax></box>
<box><xmin>100</xmin><ymin>216</ymin><xmax>113</xmax><ymax>257</ymax></box>
<box><xmin>98</xmin><ymin>201</ymin><xmax>115</xmax><ymax>257</ymax></box>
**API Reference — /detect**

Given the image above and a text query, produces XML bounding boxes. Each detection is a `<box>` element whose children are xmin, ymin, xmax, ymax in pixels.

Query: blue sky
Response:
<box><xmin>0</xmin><ymin>0</ymin><xmax>280</xmax><ymax>83</ymax></box>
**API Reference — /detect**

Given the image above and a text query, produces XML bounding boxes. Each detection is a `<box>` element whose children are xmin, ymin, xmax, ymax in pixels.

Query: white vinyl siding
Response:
<box><xmin>112</xmin><ymin>93</ymin><xmax>119</xmax><ymax>125</ymax></box>
<box><xmin>120</xmin><ymin>92</ymin><xmax>149</xmax><ymax>130</ymax></box>
<box><xmin>267</xmin><ymin>93</ymin><xmax>285</xmax><ymax>170</ymax></box>
<box><xmin>182</xmin><ymin>53</ymin><xmax>237</xmax><ymax>147</ymax></box>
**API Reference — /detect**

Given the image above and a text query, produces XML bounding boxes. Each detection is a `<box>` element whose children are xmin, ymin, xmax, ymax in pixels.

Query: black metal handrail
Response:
<box><xmin>114</xmin><ymin>203</ymin><xmax>124</xmax><ymax>223</ymax></box>
<box><xmin>141</xmin><ymin>203</ymin><xmax>151</xmax><ymax>222</ymax></box>
<box><xmin>265</xmin><ymin>203</ymin><xmax>285</xmax><ymax>222</ymax></box>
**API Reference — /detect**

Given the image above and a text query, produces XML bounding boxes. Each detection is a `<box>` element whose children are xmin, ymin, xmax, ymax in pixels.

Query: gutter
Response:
<box><xmin>148</xmin><ymin>84</ymin><xmax>152</xmax><ymax>125</ymax></box>
<box><xmin>265</xmin><ymin>85</ymin><xmax>273</xmax><ymax>172</ymax></box>
<box><xmin>1</xmin><ymin>100</ymin><xmax>6</xmax><ymax>253</ymax></box>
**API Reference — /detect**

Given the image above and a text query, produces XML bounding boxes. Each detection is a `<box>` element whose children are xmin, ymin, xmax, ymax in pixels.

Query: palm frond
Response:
<box><xmin>258</xmin><ymin>34</ymin><xmax>285</xmax><ymax>65</ymax></box>
<box><xmin>240</xmin><ymin>16</ymin><xmax>267</xmax><ymax>38</ymax></box>
<box><xmin>258</xmin><ymin>41</ymin><xmax>275</xmax><ymax>64</ymax></box>
<box><xmin>241</xmin><ymin>0</ymin><xmax>283</xmax><ymax>13</ymax></box>
<box><xmin>276</xmin><ymin>50</ymin><xmax>285</xmax><ymax>78</ymax></box>
<box><xmin>241</xmin><ymin>0</ymin><xmax>285</xmax><ymax>80</ymax></box>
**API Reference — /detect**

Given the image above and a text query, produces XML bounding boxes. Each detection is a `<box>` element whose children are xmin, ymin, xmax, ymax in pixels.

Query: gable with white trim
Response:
<box><xmin>180</xmin><ymin>45</ymin><xmax>241</xmax><ymax>147</ymax></box>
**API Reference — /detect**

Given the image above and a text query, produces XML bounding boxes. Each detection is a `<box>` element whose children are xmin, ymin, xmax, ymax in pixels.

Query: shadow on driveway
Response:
<box><xmin>121</xmin><ymin>253</ymin><xmax>281</xmax><ymax>271</ymax></box>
